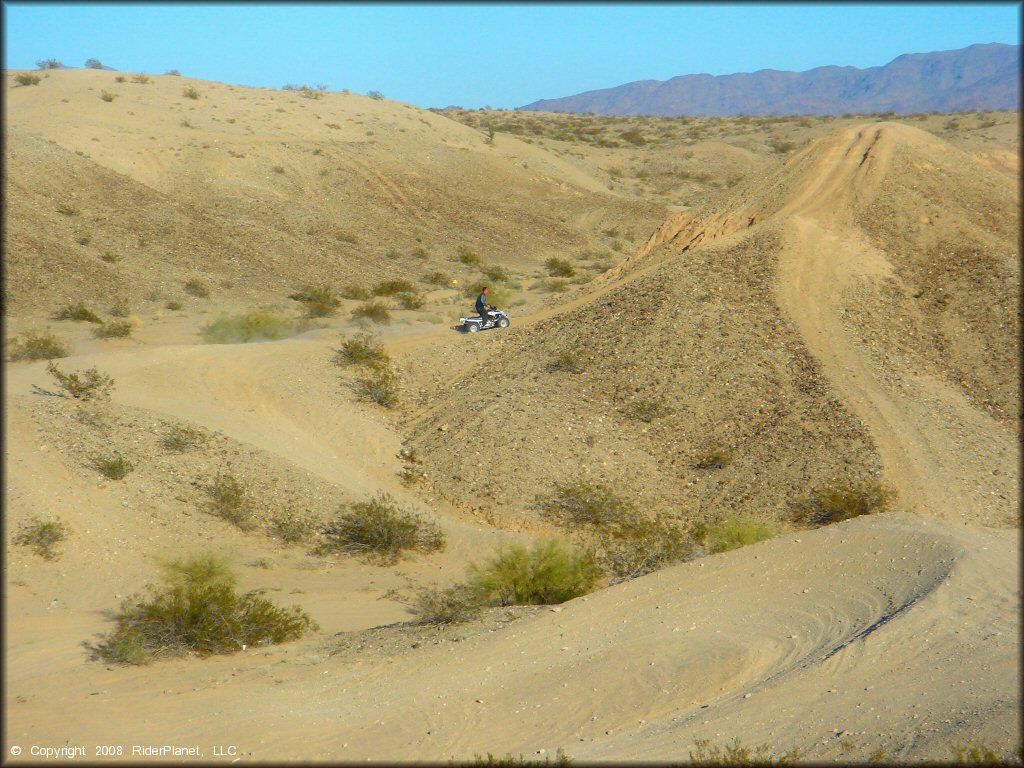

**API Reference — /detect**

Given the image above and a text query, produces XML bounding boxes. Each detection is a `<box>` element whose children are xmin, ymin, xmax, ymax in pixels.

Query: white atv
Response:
<box><xmin>460</xmin><ymin>307</ymin><xmax>510</xmax><ymax>333</ymax></box>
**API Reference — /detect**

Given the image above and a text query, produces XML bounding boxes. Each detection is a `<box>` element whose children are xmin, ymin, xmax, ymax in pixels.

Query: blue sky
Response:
<box><xmin>3</xmin><ymin>3</ymin><xmax>1019</xmax><ymax>108</ymax></box>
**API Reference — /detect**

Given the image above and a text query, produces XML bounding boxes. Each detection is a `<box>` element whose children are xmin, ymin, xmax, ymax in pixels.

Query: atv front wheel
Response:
<box><xmin>497</xmin><ymin>317</ymin><xmax>510</xmax><ymax>328</ymax></box>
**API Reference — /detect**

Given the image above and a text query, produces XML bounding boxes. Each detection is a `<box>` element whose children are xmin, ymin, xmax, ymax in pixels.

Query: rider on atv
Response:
<box><xmin>476</xmin><ymin>286</ymin><xmax>496</xmax><ymax>327</ymax></box>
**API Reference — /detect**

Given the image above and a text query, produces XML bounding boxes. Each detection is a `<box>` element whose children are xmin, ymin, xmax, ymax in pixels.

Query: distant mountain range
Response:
<box><xmin>520</xmin><ymin>43</ymin><xmax>1020</xmax><ymax>116</ymax></box>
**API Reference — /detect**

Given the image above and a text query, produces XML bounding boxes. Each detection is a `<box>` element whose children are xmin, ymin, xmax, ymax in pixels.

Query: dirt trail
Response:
<box><xmin>768</xmin><ymin>125</ymin><xmax>1017</xmax><ymax>524</ymax></box>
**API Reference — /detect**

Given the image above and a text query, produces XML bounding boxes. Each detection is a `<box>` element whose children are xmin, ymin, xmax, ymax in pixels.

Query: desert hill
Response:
<box><xmin>4</xmin><ymin>68</ymin><xmax>1021</xmax><ymax>764</ymax></box>
<box><xmin>521</xmin><ymin>42</ymin><xmax>1021</xmax><ymax>116</ymax></box>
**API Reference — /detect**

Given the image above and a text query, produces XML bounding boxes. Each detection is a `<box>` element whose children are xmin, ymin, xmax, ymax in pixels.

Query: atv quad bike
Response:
<box><xmin>460</xmin><ymin>307</ymin><xmax>510</xmax><ymax>333</ymax></box>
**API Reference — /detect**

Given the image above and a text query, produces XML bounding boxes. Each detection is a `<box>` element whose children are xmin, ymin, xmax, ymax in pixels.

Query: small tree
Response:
<box><xmin>85</xmin><ymin>58</ymin><xmax>104</xmax><ymax>69</ymax></box>
<box><xmin>36</xmin><ymin>58</ymin><xmax>62</xmax><ymax>70</ymax></box>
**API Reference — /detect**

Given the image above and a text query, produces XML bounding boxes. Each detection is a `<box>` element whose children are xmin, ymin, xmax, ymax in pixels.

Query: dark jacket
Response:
<box><xmin>475</xmin><ymin>292</ymin><xmax>488</xmax><ymax>314</ymax></box>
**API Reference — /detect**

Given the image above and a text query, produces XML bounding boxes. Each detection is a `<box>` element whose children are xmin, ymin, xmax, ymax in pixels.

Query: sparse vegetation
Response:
<box><xmin>354</xmin><ymin>364</ymin><xmax>400</xmax><ymax>408</ymax></box>
<box><xmin>409</xmin><ymin>583</ymin><xmax>484</xmax><ymax>625</ymax></box>
<box><xmin>458</xmin><ymin>247</ymin><xmax>482</xmax><ymax>266</ymax></box>
<box><xmin>15</xmin><ymin>73</ymin><xmax>42</xmax><ymax>86</ymax></box>
<box><xmin>99</xmin><ymin>90</ymin><xmax>116</xmax><ymax>102</ymax></box>
<box><xmin>623</xmin><ymin>397</ymin><xmax>671</xmax><ymax>422</ymax></box>
<box><xmin>36</xmin><ymin>59</ymin><xmax>62</xmax><ymax>69</ymax></box>
<box><xmin>108</xmin><ymin>299</ymin><xmax>132</xmax><ymax>317</ymax></box>
<box><xmin>85</xmin><ymin>58</ymin><xmax>104</xmax><ymax>69</ymax></box>
<box><xmin>692</xmin><ymin>446</ymin><xmax>733</xmax><ymax>470</ymax></box>
<box><xmin>319</xmin><ymin>493</ymin><xmax>445</xmax><ymax>564</ymax></box>
<box><xmin>340</xmin><ymin>283</ymin><xmax>370</xmax><ymax>300</ymax></box>
<box><xmin>289</xmin><ymin>285</ymin><xmax>341</xmax><ymax>317</ymax></box>
<box><xmin>468</xmin><ymin>538</ymin><xmax>602</xmax><ymax>606</ymax></box>
<box><xmin>93</xmin><ymin>553</ymin><xmax>317</xmax><ymax>664</ymax></box>
<box><xmin>540</xmin><ymin>480</ymin><xmax>636</xmax><ymax>528</ymax></box>
<box><xmin>161</xmin><ymin>422</ymin><xmax>208</xmax><ymax>452</ymax></box>
<box><xmin>92</xmin><ymin>452</ymin><xmax>134</xmax><ymax>480</ymax></box>
<box><xmin>165</xmin><ymin>300</ymin><xmax>183</xmax><ymax>311</ymax></box>
<box><xmin>182</xmin><ymin>85</ymin><xmax>200</xmax><ymax>99</ymax></box>
<box><xmin>201</xmin><ymin>309</ymin><xmax>308</xmax><ymax>344</ymax></box>
<box><xmin>93</xmin><ymin>320</ymin><xmax>133</xmax><ymax>339</ymax></box>
<box><xmin>545</xmin><ymin>349</ymin><xmax>585</xmax><ymax>374</ymax></box>
<box><xmin>545</xmin><ymin>257</ymin><xmax>576</xmax><ymax>278</ymax></box>
<box><xmin>206</xmin><ymin>471</ymin><xmax>255</xmax><ymax>530</ymax></box>
<box><xmin>7</xmin><ymin>330</ymin><xmax>69</xmax><ymax>361</ymax></box>
<box><xmin>46</xmin><ymin>362</ymin><xmax>114</xmax><ymax>400</ymax></box>
<box><xmin>372</xmin><ymin>279</ymin><xmax>416</xmax><ymax>297</ymax></box>
<box><xmin>422</xmin><ymin>271</ymin><xmax>450</xmax><ymax>287</ymax></box>
<box><xmin>14</xmin><ymin>516</ymin><xmax>69</xmax><ymax>560</ymax></box>
<box><xmin>697</xmin><ymin>514</ymin><xmax>780</xmax><ymax>554</ymax></box>
<box><xmin>367</xmin><ymin>90</ymin><xmax>384</xmax><ymax>100</ymax></box>
<box><xmin>184</xmin><ymin>279</ymin><xmax>210</xmax><ymax>298</ymax></box>
<box><xmin>268</xmin><ymin>509</ymin><xmax>317</xmax><ymax>545</ymax></box>
<box><xmin>351</xmin><ymin>300</ymin><xmax>391</xmax><ymax>324</ymax></box>
<box><xmin>396</xmin><ymin>292</ymin><xmax>424</xmax><ymax>310</ymax></box>
<box><xmin>131</xmin><ymin>73</ymin><xmax>150</xmax><ymax>84</ymax></box>
<box><xmin>335</xmin><ymin>332</ymin><xmax>389</xmax><ymax>367</ymax></box>
<box><xmin>792</xmin><ymin>480</ymin><xmax>894</xmax><ymax>526</ymax></box>
<box><xmin>470</xmin><ymin>748</ymin><xmax>573</xmax><ymax>766</ymax></box>
<box><xmin>689</xmin><ymin>737</ymin><xmax>800</xmax><ymax>765</ymax></box>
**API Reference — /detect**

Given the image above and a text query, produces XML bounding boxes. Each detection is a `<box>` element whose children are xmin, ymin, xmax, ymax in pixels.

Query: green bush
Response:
<box><xmin>93</xmin><ymin>452</ymin><xmax>134</xmax><ymax>480</ymax></box>
<box><xmin>201</xmin><ymin>309</ymin><xmax>306</xmax><ymax>343</ymax></box>
<box><xmin>409</xmin><ymin>583</ymin><xmax>485</xmax><ymax>625</ymax></box>
<box><xmin>539</xmin><ymin>480</ymin><xmax>636</xmax><ymax>528</ymax></box>
<box><xmin>335</xmin><ymin>332</ymin><xmax>389</xmax><ymax>367</ymax></box>
<box><xmin>54</xmin><ymin>303</ymin><xmax>102</xmax><ymax>323</ymax></box>
<box><xmin>94</xmin><ymin>320</ymin><xmax>133</xmax><ymax>338</ymax></box>
<box><xmin>268</xmin><ymin>509</ymin><xmax>317</xmax><ymax>545</ymax></box>
<box><xmin>699</xmin><ymin>515</ymin><xmax>780</xmax><ymax>554</ymax></box>
<box><xmin>340</xmin><ymin>284</ymin><xmax>370</xmax><ymax>300</ymax></box>
<box><xmin>422</xmin><ymin>271</ymin><xmax>450</xmax><ymax>287</ymax></box>
<box><xmin>319</xmin><ymin>493</ymin><xmax>445</xmax><ymax>564</ymax></box>
<box><xmin>396</xmin><ymin>292</ymin><xmax>424</xmax><ymax>310</ymax></box>
<box><xmin>289</xmin><ymin>285</ymin><xmax>340</xmax><ymax>317</ymax></box>
<box><xmin>15</xmin><ymin>73</ymin><xmax>42</xmax><ymax>86</ymax></box>
<box><xmin>468</xmin><ymin>539</ymin><xmax>602</xmax><ymax>606</ymax></box>
<box><xmin>161</xmin><ymin>422</ymin><xmax>208</xmax><ymax>452</ymax></box>
<box><xmin>94</xmin><ymin>553</ymin><xmax>317</xmax><ymax>664</ymax></box>
<box><xmin>7</xmin><ymin>330</ymin><xmax>69</xmax><ymax>361</ymax></box>
<box><xmin>355</xmin><ymin>364</ymin><xmax>400</xmax><ymax>407</ymax></box>
<box><xmin>792</xmin><ymin>481</ymin><xmax>894</xmax><ymax>526</ymax></box>
<box><xmin>371</xmin><ymin>279</ymin><xmax>416</xmax><ymax>297</ymax></box>
<box><xmin>206</xmin><ymin>472</ymin><xmax>255</xmax><ymax>530</ymax></box>
<box><xmin>351</xmin><ymin>301</ymin><xmax>391</xmax><ymax>324</ymax></box>
<box><xmin>545</xmin><ymin>257</ymin><xmax>576</xmax><ymax>278</ymax></box>
<box><xmin>14</xmin><ymin>516</ymin><xmax>69</xmax><ymax>560</ymax></box>
<box><xmin>482</xmin><ymin>265</ymin><xmax>511</xmax><ymax>282</ymax></box>
<box><xmin>47</xmin><ymin>362</ymin><xmax>114</xmax><ymax>399</ymax></box>
<box><xmin>184</xmin><ymin>279</ymin><xmax>210</xmax><ymax>298</ymax></box>
<box><xmin>458</xmin><ymin>247</ymin><xmax>481</xmax><ymax>266</ymax></box>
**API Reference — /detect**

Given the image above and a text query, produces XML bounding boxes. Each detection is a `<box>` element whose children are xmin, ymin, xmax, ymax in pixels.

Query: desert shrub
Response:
<box><xmin>351</xmin><ymin>301</ymin><xmax>391</xmax><ymax>324</ymax></box>
<box><xmin>268</xmin><ymin>509</ymin><xmax>317</xmax><ymax>545</ymax></box>
<box><xmin>7</xmin><ymin>330</ymin><xmax>69</xmax><ymax>361</ymax></box>
<box><xmin>471</xmin><ymin>748</ymin><xmax>572</xmax><ymax>766</ymax></box>
<box><xmin>108</xmin><ymin>299</ymin><xmax>132</xmax><ymax>318</ymax></box>
<box><xmin>623</xmin><ymin>397</ymin><xmax>671</xmax><ymax>422</ymax></box>
<box><xmin>458</xmin><ymin>247</ymin><xmax>481</xmax><ymax>266</ymax></box>
<box><xmin>93</xmin><ymin>553</ymin><xmax>317</xmax><ymax>664</ymax></box>
<box><xmin>339</xmin><ymin>283</ymin><xmax>370</xmax><ymax>300</ymax></box>
<box><xmin>166</xmin><ymin>300</ymin><xmax>183</xmax><ymax>311</ymax></box>
<box><xmin>15</xmin><ymin>73</ymin><xmax>42</xmax><ymax>86</ymax></box>
<box><xmin>100</xmin><ymin>251</ymin><xmax>121</xmax><ymax>263</ymax></box>
<box><xmin>411</xmin><ymin>246</ymin><xmax>430</xmax><ymax>259</ymax></box>
<box><xmin>949</xmin><ymin>743</ymin><xmax>1019</xmax><ymax>764</ymax></box>
<box><xmin>335</xmin><ymin>229</ymin><xmax>359</xmax><ymax>244</ymax></box>
<box><xmin>593</xmin><ymin>513</ymin><xmax>695</xmax><ymax>583</ymax></box>
<box><xmin>99</xmin><ymin>90</ymin><xmax>116</xmax><ymax>102</ymax></box>
<box><xmin>36</xmin><ymin>59</ymin><xmax>62</xmax><ymax>69</ymax></box>
<box><xmin>482</xmin><ymin>265</ymin><xmax>511</xmax><ymax>282</ymax></box>
<box><xmin>56</xmin><ymin>203</ymin><xmax>80</xmax><ymax>216</ymax></box>
<box><xmin>93</xmin><ymin>452</ymin><xmax>134</xmax><ymax>480</ymax></box>
<box><xmin>699</xmin><ymin>515</ymin><xmax>780</xmax><ymax>554</ymax></box>
<box><xmin>47</xmin><ymin>362</ymin><xmax>114</xmax><ymax>399</ymax></box>
<box><xmin>792</xmin><ymin>480</ymin><xmax>894</xmax><ymax>526</ymax></box>
<box><xmin>545</xmin><ymin>257</ymin><xmax>576</xmax><ymax>278</ymax></box>
<box><xmin>131</xmin><ymin>73</ymin><xmax>151</xmax><ymax>84</ymax></box>
<box><xmin>468</xmin><ymin>539</ymin><xmax>602</xmax><ymax>606</ymax></box>
<box><xmin>201</xmin><ymin>309</ymin><xmax>305</xmax><ymax>343</ymax></box>
<box><xmin>14</xmin><ymin>516</ymin><xmax>69</xmax><ymax>560</ymax></box>
<box><xmin>206</xmin><ymin>472</ymin><xmax>255</xmax><ymax>530</ymax></box>
<box><xmin>619</xmin><ymin>128</ymin><xmax>646</xmax><ymax>145</ymax></box>
<box><xmin>539</xmin><ymin>480</ymin><xmax>636</xmax><ymax>528</ymax></box>
<box><xmin>184</xmin><ymin>279</ymin><xmax>210</xmax><ymax>298</ymax></box>
<box><xmin>371</xmin><ymin>279</ymin><xmax>416</xmax><ymax>296</ymax></box>
<box><xmin>689</xmin><ymin>737</ymin><xmax>800</xmax><ymax>765</ymax></box>
<box><xmin>367</xmin><ymin>90</ymin><xmax>384</xmax><ymax>100</ymax></box>
<box><xmin>400</xmin><ymin>465</ymin><xmax>426</xmax><ymax>485</ymax></box>
<box><xmin>182</xmin><ymin>85</ymin><xmax>200</xmax><ymax>99</ymax></box>
<box><xmin>355</xmin><ymin>365</ymin><xmax>400</xmax><ymax>407</ymax></box>
<box><xmin>335</xmin><ymin>332</ymin><xmax>388</xmax><ymax>367</ymax></box>
<box><xmin>409</xmin><ymin>583</ymin><xmax>485</xmax><ymax>625</ymax></box>
<box><xmin>692</xmin><ymin>446</ymin><xmax>733</xmax><ymax>470</ymax></box>
<box><xmin>76</xmin><ymin>232</ymin><xmax>92</xmax><ymax>245</ymax></box>
<box><xmin>161</xmin><ymin>422</ymin><xmax>208</xmax><ymax>452</ymax></box>
<box><xmin>289</xmin><ymin>285</ymin><xmax>341</xmax><ymax>317</ymax></box>
<box><xmin>770</xmin><ymin>140</ymin><xmax>796</xmax><ymax>154</ymax></box>
<box><xmin>94</xmin><ymin>320</ymin><xmax>133</xmax><ymax>338</ymax></box>
<box><xmin>165</xmin><ymin>69</ymin><xmax>182</xmax><ymax>76</ymax></box>
<box><xmin>319</xmin><ymin>493</ymin><xmax>445</xmax><ymax>563</ymax></box>
<box><xmin>85</xmin><ymin>58</ymin><xmax>103</xmax><ymax>68</ymax></box>
<box><xmin>422</xmin><ymin>271</ymin><xmax>450</xmax><ymax>287</ymax></box>
<box><xmin>535</xmin><ymin>278</ymin><xmax>568</xmax><ymax>293</ymax></box>
<box><xmin>545</xmin><ymin>349</ymin><xmax>584</xmax><ymax>374</ymax></box>
<box><xmin>396</xmin><ymin>292</ymin><xmax>424</xmax><ymax>310</ymax></box>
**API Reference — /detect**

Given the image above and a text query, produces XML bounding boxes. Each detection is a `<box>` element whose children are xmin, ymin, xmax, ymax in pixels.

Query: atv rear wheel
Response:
<box><xmin>467</xmin><ymin>322</ymin><xmax>479</xmax><ymax>333</ymax></box>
